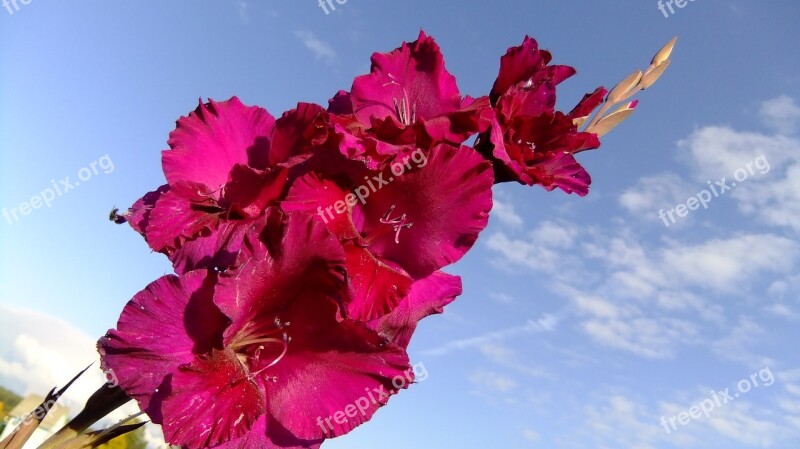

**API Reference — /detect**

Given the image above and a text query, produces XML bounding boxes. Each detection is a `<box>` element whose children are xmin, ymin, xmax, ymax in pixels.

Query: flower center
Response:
<box><xmin>230</xmin><ymin>317</ymin><xmax>291</xmax><ymax>382</ymax></box>
<box><xmin>379</xmin><ymin>204</ymin><xmax>413</xmax><ymax>244</ymax></box>
<box><xmin>392</xmin><ymin>97</ymin><xmax>417</xmax><ymax>126</ymax></box>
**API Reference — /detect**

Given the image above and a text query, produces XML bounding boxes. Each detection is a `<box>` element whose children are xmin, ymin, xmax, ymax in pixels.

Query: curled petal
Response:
<box><xmin>370</xmin><ymin>271</ymin><xmax>463</xmax><ymax>348</ymax></box>
<box><xmin>163</xmin><ymin>97</ymin><xmax>276</xmax><ymax>188</ymax></box>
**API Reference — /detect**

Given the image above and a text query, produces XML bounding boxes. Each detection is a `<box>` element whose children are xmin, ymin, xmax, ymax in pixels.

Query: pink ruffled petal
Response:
<box><xmin>144</xmin><ymin>182</ymin><xmax>223</xmax><ymax>252</ymax></box>
<box><xmin>350</xmin><ymin>31</ymin><xmax>462</xmax><ymax>125</ymax></box>
<box><xmin>419</xmin><ymin>96</ymin><xmax>494</xmax><ymax>147</ymax></box>
<box><xmin>163</xmin><ymin>97</ymin><xmax>276</xmax><ymax>189</ymax></box>
<box><xmin>357</xmin><ymin>144</ymin><xmax>493</xmax><ymax>278</ymax></box>
<box><xmin>370</xmin><ymin>271</ymin><xmax>462</xmax><ymax>348</ymax></box>
<box><xmin>222</xmin><ymin>164</ymin><xmax>288</xmax><ymax>219</ymax></box>
<box><xmin>98</xmin><ymin>270</ymin><xmax>227</xmax><ymax>413</ymax></box>
<box><xmin>215</xmin><ymin>211</ymin><xmax>347</xmax><ymax>338</ymax></box>
<box><xmin>263</xmin><ymin>297</ymin><xmax>411</xmax><ymax>440</ymax></box>
<box><xmin>283</xmin><ymin>174</ymin><xmax>415</xmax><ymax>320</ymax></box>
<box><xmin>126</xmin><ymin>185</ymin><xmax>167</xmax><ymax>236</ymax></box>
<box><xmin>282</xmin><ymin>173</ymin><xmax>362</xmax><ymax>242</ymax></box>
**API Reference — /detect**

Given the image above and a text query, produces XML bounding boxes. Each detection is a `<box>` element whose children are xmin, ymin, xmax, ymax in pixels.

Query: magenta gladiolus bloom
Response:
<box><xmin>96</xmin><ymin>29</ymin><xmax>668</xmax><ymax>449</ymax></box>
<box><xmin>283</xmin><ymin>144</ymin><xmax>493</xmax><ymax>321</ymax></box>
<box><xmin>100</xmin><ymin>212</ymin><xmax>412</xmax><ymax>449</ymax></box>
<box><xmin>477</xmin><ymin>36</ymin><xmax>607</xmax><ymax>195</ymax></box>
<box><xmin>125</xmin><ymin>98</ymin><xmax>329</xmax><ymax>273</ymax></box>
<box><xmin>327</xmin><ymin>31</ymin><xmax>493</xmax><ymax>169</ymax></box>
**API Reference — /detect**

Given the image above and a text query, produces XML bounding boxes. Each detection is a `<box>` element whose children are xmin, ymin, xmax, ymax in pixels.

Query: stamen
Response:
<box><xmin>393</xmin><ymin>98</ymin><xmax>401</xmax><ymax>122</ymax></box>
<box><xmin>247</xmin><ymin>338</ymin><xmax>289</xmax><ymax>380</ymax></box>
<box><xmin>379</xmin><ymin>205</ymin><xmax>414</xmax><ymax>244</ymax></box>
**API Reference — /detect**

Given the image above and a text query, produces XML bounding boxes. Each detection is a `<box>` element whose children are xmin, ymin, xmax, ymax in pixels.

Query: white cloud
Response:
<box><xmin>485</xmin><ymin>221</ymin><xmax>584</xmax><ymax>284</ymax></box>
<box><xmin>760</xmin><ymin>95</ymin><xmax>800</xmax><ymax>135</ymax></box>
<box><xmin>235</xmin><ymin>0</ymin><xmax>248</xmax><ymax>23</ymax></box>
<box><xmin>583</xmin><ymin>395</ymin><xmax>667</xmax><ymax>449</ymax></box>
<box><xmin>710</xmin><ymin>316</ymin><xmax>774</xmax><ymax>367</ymax></box>
<box><xmin>679</xmin><ymin>125</ymin><xmax>796</xmax><ymax>183</ymax></box>
<box><xmin>582</xmin><ymin>316</ymin><xmax>697</xmax><ymax>359</ymax></box>
<box><xmin>476</xmin><ymin>343</ymin><xmax>550</xmax><ymax>379</ymax></box>
<box><xmin>468</xmin><ymin>370</ymin><xmax>518</xmax><ymax>393</ymax></box>
<box><xmin>522</xmin><ymin>428</ymin><xmax>540</xmax><ymax>442</ymax></box>
<box><xmin>0</xmin><ymin>303</ymin><xmax>108</xmax><ymax>407</ymax></box>
<box><xmin>488</xmin><ymin>291</ymin><xmax>514</xmax><ymax>303</ymax></box>
<box><xmin>619</xmin><ymin>172</ymin><xmax>695</xmax><ymax>219</ymax></box>
<box><xmin>0</xmin><ymin>304</ymin><xmax>149</xmax><ymax>442</ymax></box>
<box><xmin>622</xmin><ymin>102</ymin><xmax>800</xmax><ymax>234</ymax></box>
<box><xmin>489</xmin><ymin>227</ymin><xmax>796</xmax><ymax>360</ymax></box>
<box><xmin>491</xmin><ymin>197</ymin><xmax>523</xmax><ymax>228</ymax></box>
<box><xmin>421</xmin><ymin>314</ymin><xmax>558</xmax><ymax>357</ymax></box>
<box><xmin>294</xmin><ymin>30</ymin><xmax>336</xmax><ymax>64</ymax></box>
<box><xmin>765</xmin><ymin>302</ymin><xmax>799</xmax><ymax>319</ymax></box>
<box><xmin>736</xmin><ymin>162</ymin><xmax>800</xmax><ymax>231</ymax></box>
<box><xmin>659</xmin><ymin>234</ymin><xmax>799</xmax><ymax>293</ymax></box>
<box><xmin>674</xmin><ymin>106</ymin><xmax>800</xmax><ymax>232</ymax></box>
<box><xmin>531</xmin><ymin>221</ymin><xmax>577</xmax><ymax>248</ymax></box>
<box><xmin>704</xmin><ymin>401</ymin><xmax>787</xmax><ymax>446</ymax></box>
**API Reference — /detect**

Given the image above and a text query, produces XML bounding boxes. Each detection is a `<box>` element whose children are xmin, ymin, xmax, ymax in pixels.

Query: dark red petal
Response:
<box><xmin>568</xmin><ymin>86</ymin><xmax>608</xmax><ymax>120</ymax></box>
<box><xmin>327</xmin><ymin>90</ymin><xmax>353</xmax><ymax>115</ymax></box>
<box><xmin>528</xmin><ymin>152</ymin><xmax>592</xmax><ymax>196</ymax></box>
<box><xmin>167</xmin><ymin>220</ymin><xmax>252</xmax><ymax>274</ymax></box>
<box><xmin>160</xmin><ymin>349</ymin><xmax>265</xmax><ymax>449</ymax></box>
<box><xmin>343</xmin><ymin>243</ymin><xmax>414</xmax><ymax>321</ymax></box>
<box><xmin>282</xmin><ymin>173</ymin><xmax>362</xmax><ymax>242</ymax></box>
<box><xmin>270</xmin><ymin>103</ymin><xmax>330</xmax><ymax>168</ymax></box>
<box><xmin>222</xmin><ymin>164</ymin><xmax>288</xmax><ymax>219</ymax></box>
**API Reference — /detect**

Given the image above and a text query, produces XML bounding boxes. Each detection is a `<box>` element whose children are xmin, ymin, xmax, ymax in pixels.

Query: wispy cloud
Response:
<box><xmin>421</xmin><ymin>314</ymin><xmax>558</xmax><ymax>356</ymax></box>
<box><xmin>491</xmin><ymin>196</ymin><xmax>524</xmax><ymax>228</ymax></box>
<box><xmin>235</xmin><ymin>0</ymin><xmax>248</xmax><ymax>23</ymax></box>
<box><xmin>761</xmin><ymin>95</ymin><xmax>800</xmax><ymax>135</ymax></box>
<box><xmin>0</xmin><ymin>304</ymin><xmax>142</xmax><ymax>428</ymax></box>
<box><xmin>294</xmin><ymin>30</ymin><xmax>337</xmax><ymax>64</ymax></box>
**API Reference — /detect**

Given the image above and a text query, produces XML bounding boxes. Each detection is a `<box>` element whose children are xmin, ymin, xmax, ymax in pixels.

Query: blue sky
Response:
<box><xmin>2</xmin><ymin>1</ymin><xmax>800</xmax><ymax>448</ymax></box>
